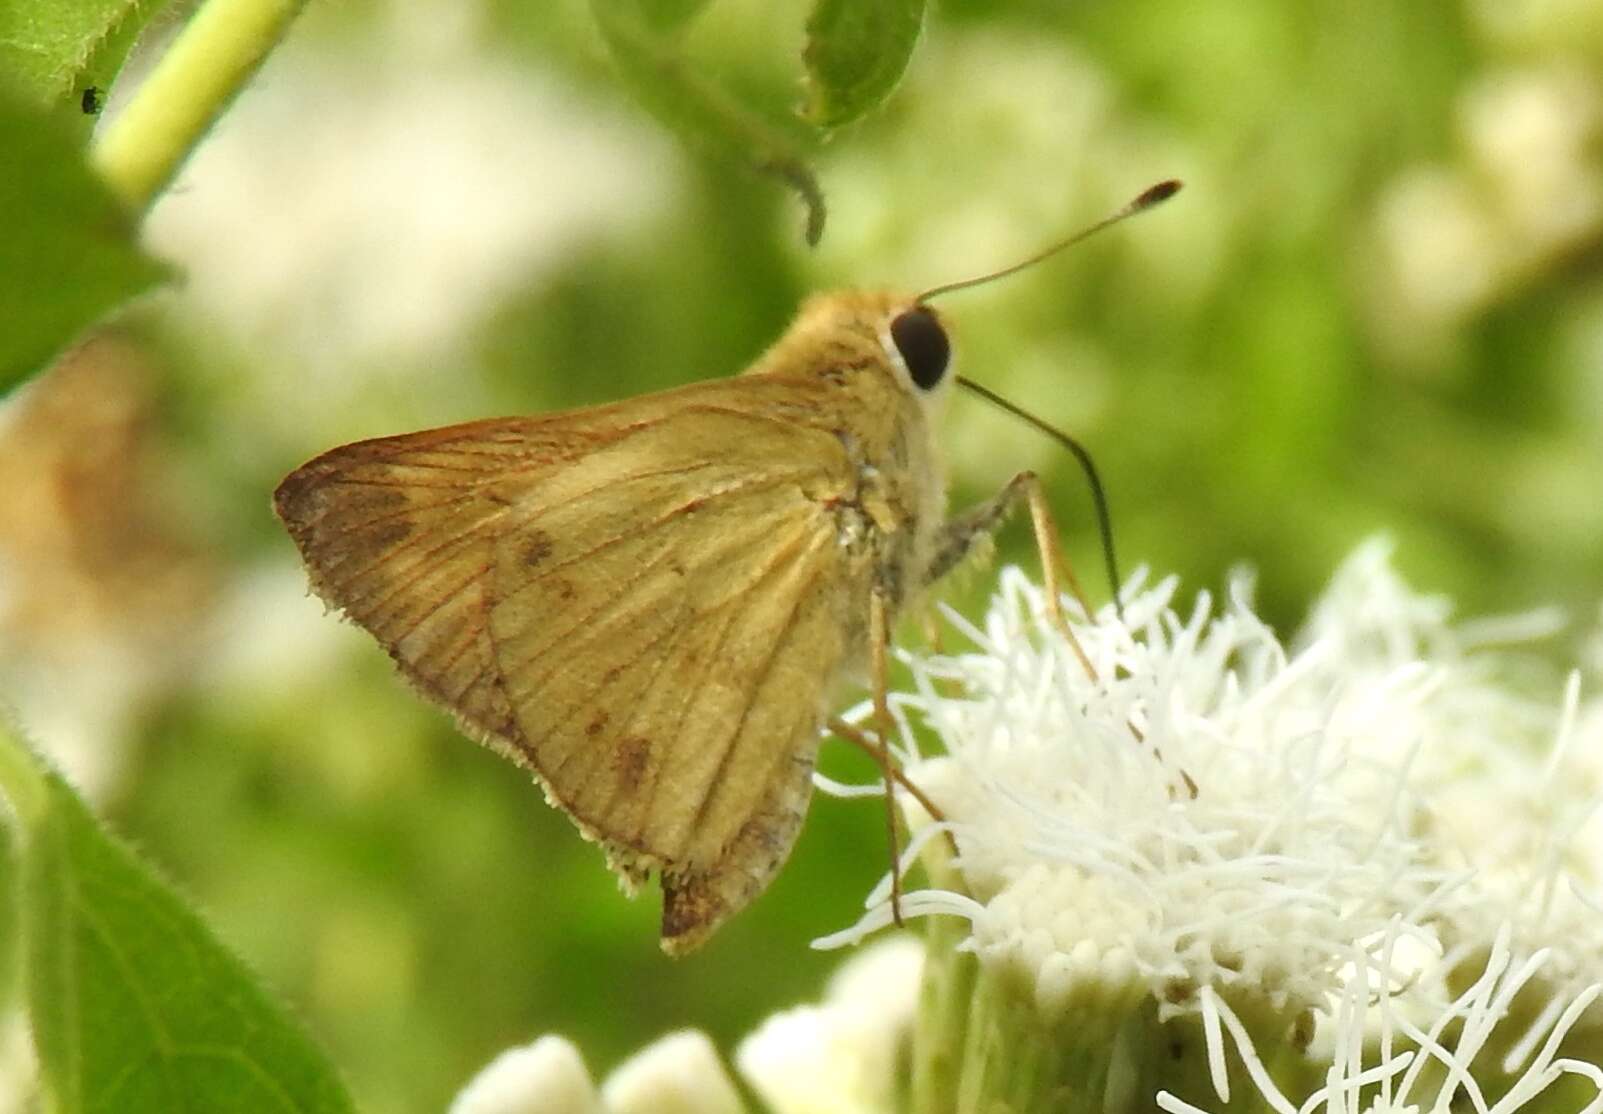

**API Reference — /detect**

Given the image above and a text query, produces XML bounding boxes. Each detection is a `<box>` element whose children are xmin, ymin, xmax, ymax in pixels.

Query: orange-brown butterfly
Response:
<box><xmin>274</xmin><ymin>180</ymin><xmax>1179</xmax><ymax>954</ymax></box>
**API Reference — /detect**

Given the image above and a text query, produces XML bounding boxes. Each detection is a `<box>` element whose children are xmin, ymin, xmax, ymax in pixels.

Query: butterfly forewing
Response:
<box><xmin>274</xmin><ymin>418</ymin><xmax>540</xmax><ymax>741</ymax></box>
<box><xmin>274</xmin><ymin>382</ymin><xmax>871</xmax><ymax>951</ymax></box>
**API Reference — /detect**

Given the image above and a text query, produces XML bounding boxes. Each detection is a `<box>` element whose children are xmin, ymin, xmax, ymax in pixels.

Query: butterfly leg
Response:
<box><xmin>1002</xmin><ymin>483</ymin><xmax>1194</xmax><ymax>793</ymax></box>
<box><xmin>930</xmin><ymin>471</ymin><xmax>1097</xmax><ymax>679</ymax></box>
<box><xmin>934</xmin><ymin>479</ymin><xmax>1193</xmax><ymax>797</ymax></box>
<box><xmin>830</xmin><ymin>594</ymin><xmax>959</xmax><ymax>915</ymax></box>
<box><xmin>828</xmin><ymin>719</ymin><xmax>948</xmax><ymax>824</ymax></box>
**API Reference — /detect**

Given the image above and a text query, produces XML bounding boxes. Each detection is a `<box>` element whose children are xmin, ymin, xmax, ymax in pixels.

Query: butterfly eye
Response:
<box><xmin>889</xmin><ymin>305</ymin><xmax>950</xmax><ymax>391</ymax></box>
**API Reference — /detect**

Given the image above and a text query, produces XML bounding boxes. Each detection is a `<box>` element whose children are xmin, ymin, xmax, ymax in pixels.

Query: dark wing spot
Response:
<box><xmin>738</xmin><ymin>811</ymin><xmax>784</xmax><ymax>853</ymax></box>
<box><xmin>586</xmin><ymin>712</ymin><xmax>609</xmax><ymax>738</ymax></box>
<box><xmin>334</xmin><ymin>483</ymin><xmax>409</xmax><ymax>515</ymax></box>
<box><xmin>275</xmin><ymin>478</ymin><xmax>405</xmax><ymax>530</ymax></box>
<box><xmin>661</xmin><ymin>871</ymin><xmax>721</xmax><ymax>950</ymax></box>
<box><xmin>519</xmin><ymin>529</ymin><xmax>554</xmax><ymax>567</ymax></box>
<box><xmin>366</xmin><ymin>520</ymin><xmax>414</xmax><ymax>548</ymax></box>
<box><xmin>613</xmin><ymin>736</ymin><xmax>650</xmax><ymax>792</ymax></box>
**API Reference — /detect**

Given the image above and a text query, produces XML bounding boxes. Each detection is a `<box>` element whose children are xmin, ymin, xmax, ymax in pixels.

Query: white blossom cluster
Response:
<box><xmin>448</xmin><ymin>939</ymin><xmax>922</xmax><ymax>1114</ymax></box>
<box><xmin>822</xmin><ymin>541</ymin><xmax>1603</xmax><ymax>1107</ymax></box>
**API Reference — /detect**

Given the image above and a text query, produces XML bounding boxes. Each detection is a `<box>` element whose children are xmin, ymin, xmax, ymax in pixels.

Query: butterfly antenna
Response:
<box><xmin>957</xmin><ymin>376</ymin><xmax>1125</xmax><ymax>620</ymax></box>
<box><xmin>915</xmin><ymin>179</ymin><xmax>1181</xmax><ymax>303</ymax></box>
<box><xmin>922</xmin><ymin>180</ymin><xmax>1180</xmax><ymax>617</ymax></box>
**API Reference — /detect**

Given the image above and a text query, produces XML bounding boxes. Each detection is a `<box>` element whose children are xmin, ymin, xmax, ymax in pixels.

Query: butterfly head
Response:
<box><xmin>781</xmin><ymin>290</ymin><xmax>954</xmax><ymax>410</ymax></box>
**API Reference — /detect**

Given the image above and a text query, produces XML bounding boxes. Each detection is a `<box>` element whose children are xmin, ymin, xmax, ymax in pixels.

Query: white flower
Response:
<box><xmin>736</xmin><ymin>936</ymin><xmax>924</xmax><ymax>1114</ymax></box>
<box><xmin>449</xmin><ymin>1036</ymin><xmax>599</xmax><ymax>1114</ymax></box>
<box><xmin>602</xmin><ymin>1032</ymin><xmax>746</xmax><ymax>1114</ymax></box>
<box><xmin>829</xmin><ymin>551</ymin><xmax>1446</xmax><ymax>1021</ymax></box>
<box><xmin>453</xmin><ymin>941</ymin><xmax>923</xmax><ymax>1114</ymax></box>
<box><xmin>813</xmin><ymin>540</ymin><xmax>1603</xmax><ymax>1111</ymax></box>
<box><xmin>452</xmin><ymin>1031</ymin><xmax>747</xmax><ymax>1114</ymax></box>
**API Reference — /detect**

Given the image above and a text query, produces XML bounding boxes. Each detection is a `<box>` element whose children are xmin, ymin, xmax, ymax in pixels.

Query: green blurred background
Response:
<box><xmin>2</xmin><ymin>0</ymin><xmax>1600</xmax><ymax>1110</ymax></box>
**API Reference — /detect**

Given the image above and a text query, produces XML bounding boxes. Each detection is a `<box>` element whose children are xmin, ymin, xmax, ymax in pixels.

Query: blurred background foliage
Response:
<box><xmin>1</xmin><ymin>0</ymin><xmax>1601</xmax><ymax>1110</ymax></box>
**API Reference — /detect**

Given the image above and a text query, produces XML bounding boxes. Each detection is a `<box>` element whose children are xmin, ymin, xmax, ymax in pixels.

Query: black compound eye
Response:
<box><xmin>889</xmin><ymin>305</ymin><xmax>950</xmax><ymax>391</ymax></box>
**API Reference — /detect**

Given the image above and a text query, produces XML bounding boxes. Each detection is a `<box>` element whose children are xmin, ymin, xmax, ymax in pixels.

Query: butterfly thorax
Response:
<box><xmin>743</xmin><ymin>290</ymin><xmax>949</xmax><ymax>613</ymax></box>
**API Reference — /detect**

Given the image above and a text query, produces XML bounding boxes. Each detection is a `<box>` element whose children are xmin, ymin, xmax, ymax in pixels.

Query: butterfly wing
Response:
<box><xmin>273</xmin><ymin>379</ymin><xmax>870</xmax><ymax>952</ymax></box>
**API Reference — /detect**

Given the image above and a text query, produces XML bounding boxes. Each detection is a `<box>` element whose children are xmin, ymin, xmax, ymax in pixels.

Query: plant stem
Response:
<box><xmin>91</xmin><ymin>0</ymin><xmax>309</xmax><ymax>212</ymax></box>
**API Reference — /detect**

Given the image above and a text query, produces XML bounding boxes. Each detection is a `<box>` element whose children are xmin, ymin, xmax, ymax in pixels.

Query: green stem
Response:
<box><xmin>910</xmin><ymin>822</ymin><xmax>976</xmax><ymax>1114</ymax></box>
<box><xmin>91</xmin><ymin>0</ymin><xmax>309</xmax><ymax>212</ymax></box>
<box><xmin>0</xmin><ymin>722</ymin><xmax>48</xmax><ymax>829</ymax></box>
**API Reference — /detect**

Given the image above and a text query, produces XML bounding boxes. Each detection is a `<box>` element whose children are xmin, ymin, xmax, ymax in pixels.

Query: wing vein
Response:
<box><xmin>499</xmin><ymin>473</ymin><xmax>807</xmax><ymax>613</ymax></box>
<box><xmin>681</xmin><ymin>525</ymin><xmax>830</xmax><ymax>845</ymax></box>
<box><xmin>513</xmin><ymin>544</ymin><xmax>682</xmax><ymax>737</ymax></box>
<box><xmin>299</xmin><ymin>491</ymin><xmax>479</xmax><ymax>537</ymax></box>
<box><xmin>543</xmin><ymin>611</ymin><xmax>685</xmax><ymax>792</ymax></box>
<box><xmin>338</xmin><ymin>528</ymin><xmax>494</xmax><ymax>618</ymax></box>
<box><xmin>634</xmin><ymin>599</ymin><xmax>743</xmax><ymax>843</ymax></box>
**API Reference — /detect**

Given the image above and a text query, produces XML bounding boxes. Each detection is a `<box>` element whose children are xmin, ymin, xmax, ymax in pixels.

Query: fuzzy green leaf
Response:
<box><xmin>591</xmin><ymin>0</ymin><xmax>827</xmax><ymax>244</ymax></box>
<box><xmin>0</xmin><ymin>89</ymin><xmax>166</xmax><ymax>395</ymax></box>
<box><xmin>0</xmin><ymin>0</ymin><xmax>171</xmax><ymax>109</ymax></box>
<box><xmin>15</xmin><ymin>742</ymin><xmax>355</xmax><ymax>1114</ymax></box>
<box><xmin>802</xmin><ymin>0</ymin><xmax>924</xmax><ymax>128</ymax></box>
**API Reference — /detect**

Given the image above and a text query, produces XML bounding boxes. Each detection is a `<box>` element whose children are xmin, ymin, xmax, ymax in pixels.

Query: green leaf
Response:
<box><xmin>4</xmin><ymin>733</ymin><xmax>356</xmax><ymax>1113</ymax></box>
<box><xmin>802</xmin><ymin>0</ymin><xmax>925</xmax><ymax>128</ymax></box>
<box><xmin>591</xmin><ymin>0</ymin><xmax>827</xmax><ymax>244</ymax></box>
<box><xmin>0</xmin><ymin>0</ymin><xmax>172</xmax><ymax>108</ymax></box>
<box><xmin>0</xmin><ymin>88</ymin><xmax>166</xmax><ymax>396</ymax></box>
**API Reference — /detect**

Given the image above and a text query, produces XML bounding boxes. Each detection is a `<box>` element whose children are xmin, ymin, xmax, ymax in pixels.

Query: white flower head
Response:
<box><xmin>602</xmin><ymin>1031</ymin><xmax>745</xmax><ymax>1114</ymax></box>
<box><xmin>449</xmin><ymin>1036</ymin><xmax>598</xmax><ymax>1114</ymax></box>
<box><xmin>736</xmin><ymin>936</ymin><xmax>924</xmax><ymax>1114</ymax></box>
<box><xmin>816</xmin><ymin>541</ymin><xmax>1603</xmax><ymax>1109</ymax></box>
<box><xmin>830</xmin><ymin>556</ymin><xmax>1443</xmax><ymax>1023</ymax></box>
